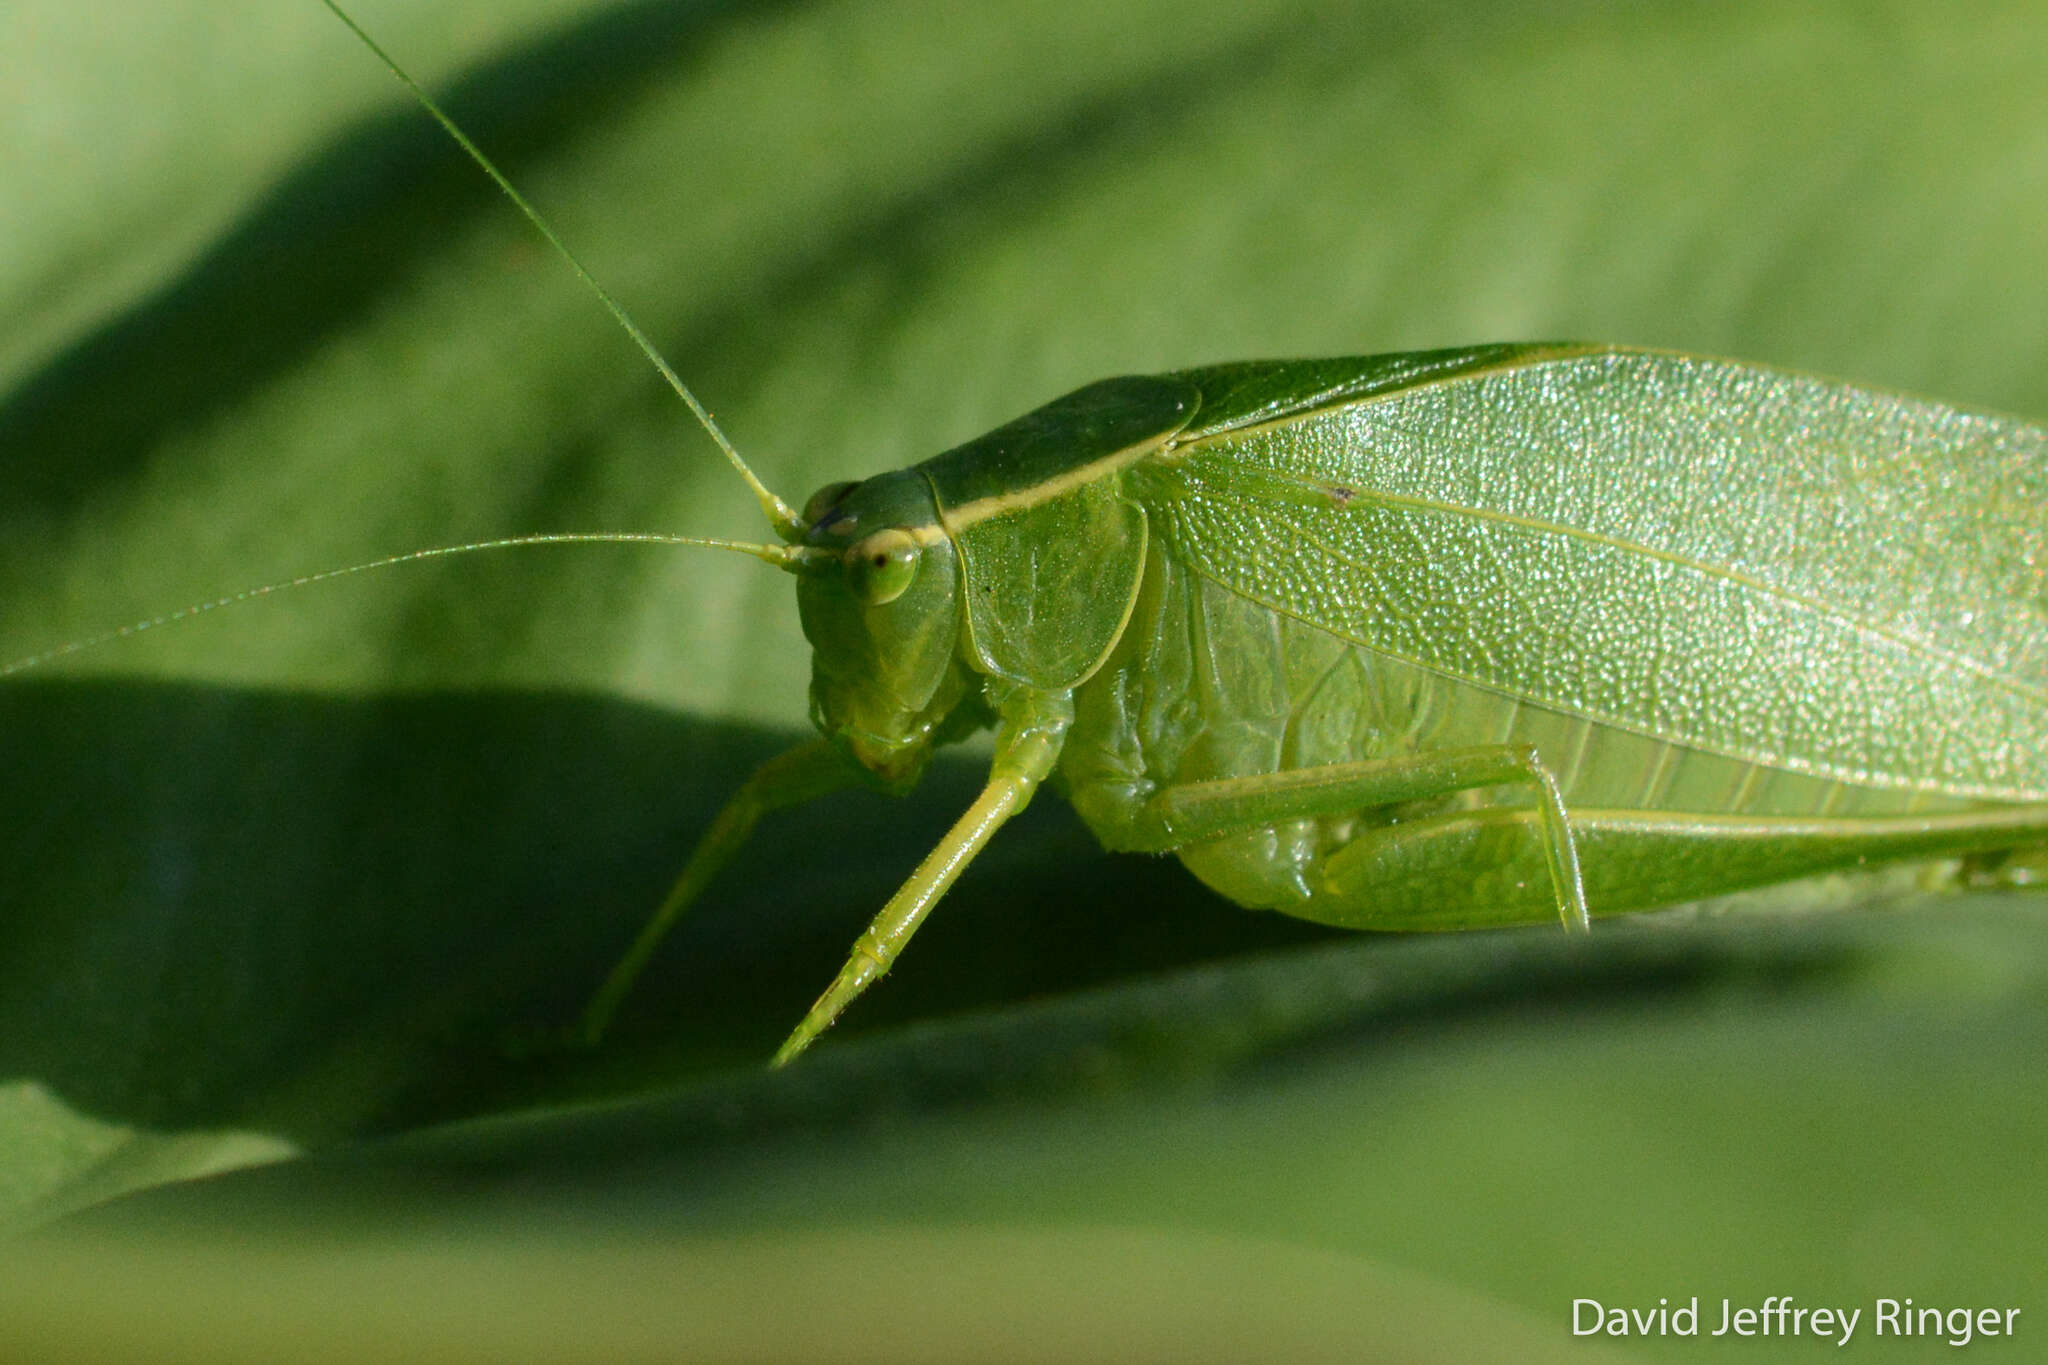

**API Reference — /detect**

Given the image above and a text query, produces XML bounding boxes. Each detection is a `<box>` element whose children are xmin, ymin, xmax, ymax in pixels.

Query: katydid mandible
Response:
<box><xmin>25</xmin><ymin>5</ymin><xmax>2048</xmax><ymax>1070</ymax></box>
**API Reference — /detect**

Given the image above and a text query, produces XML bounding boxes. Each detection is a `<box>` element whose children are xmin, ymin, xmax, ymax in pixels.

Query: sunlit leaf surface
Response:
<box><xmin>3</xmin><ymin>0</ymin><xmax>2045</xmax><ymax>1357</ymax></box>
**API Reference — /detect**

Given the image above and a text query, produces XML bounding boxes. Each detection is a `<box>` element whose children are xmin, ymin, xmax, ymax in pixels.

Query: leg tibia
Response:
<box><xmin>576</xmin><ymin>737</ymin><xmax>853</xmax><ymax>1045</ymax></box>
<box><xmin>771</xmin><ymin>687</ymin><xmax>1074</xmax><ymax>1066</ymax></box>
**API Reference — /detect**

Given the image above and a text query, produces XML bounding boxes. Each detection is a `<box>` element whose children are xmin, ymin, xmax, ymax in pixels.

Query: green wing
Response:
<box><xmin>1145</xmin><ymin>348</ymin><xmax>2048</xmax><ymax>801</ymax></box>
<box><xmin>1166</xmin><ymin>343</ymin><xmax>1597</xmax><ymax>439</ymax></box>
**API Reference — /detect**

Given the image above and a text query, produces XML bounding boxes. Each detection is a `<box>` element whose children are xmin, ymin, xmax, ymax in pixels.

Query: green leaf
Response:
<box><xmin>3</xmin><ymin>0</ymin><xmax>2046</xmax><ymax>1356</ymax></box>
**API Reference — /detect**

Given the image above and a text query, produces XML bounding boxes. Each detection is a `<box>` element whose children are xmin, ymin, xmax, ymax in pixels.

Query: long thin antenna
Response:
<box><xmin>0</xmin><ymin>533</ymin><xmax>826</xmax><ymax>680</ymax></box>
<box><xmin>321</xmin><ymin>0</ymin><xmax>806</xmax><ymax>541</ymax></box>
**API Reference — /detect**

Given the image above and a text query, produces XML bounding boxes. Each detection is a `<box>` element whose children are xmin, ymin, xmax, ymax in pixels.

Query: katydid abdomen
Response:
<box><xmin>1065</xmin><ymin>558</ymin><xmax>2044</xmax><ymax>928</ymax></box>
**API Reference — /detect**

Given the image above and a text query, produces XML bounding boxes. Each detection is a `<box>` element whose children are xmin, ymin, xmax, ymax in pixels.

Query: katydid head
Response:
<box><xmin>795</xmin><ymin>469</ymin><xmax>974</xmax><ymax>788</ymax></box>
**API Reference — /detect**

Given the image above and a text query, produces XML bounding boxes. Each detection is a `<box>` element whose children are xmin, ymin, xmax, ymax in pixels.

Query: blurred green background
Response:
<box><xmin>2</xmin><ymin>0</ymin><xmax>2044</xmax><ymax>1358</ymax></box>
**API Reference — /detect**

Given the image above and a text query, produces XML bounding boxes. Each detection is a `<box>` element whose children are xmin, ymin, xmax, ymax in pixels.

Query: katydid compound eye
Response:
<box><xmin>845</xmin><ymin>528</ymin><xmax>920</xmax><ymax>605</ymax></box>
<box><xmin>802</xmin><ymin>480</ymin><xmax>860</xmax><ymax>528</ymax></box>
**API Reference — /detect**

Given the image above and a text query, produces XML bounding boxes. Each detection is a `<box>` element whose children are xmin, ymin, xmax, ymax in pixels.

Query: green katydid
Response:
<box><xmin>326</xmin><ymin>3</ymin><xmax>2048</xmax><ymax>1066</ymax></box>
<box><xmin>625</xmin><ymin>343</ymin><xmax>2048</xmax><ymax>1066</ymax></box>
<box><xmin>11</xmin><ymin>4</ymin><xmax>2047</xmax><ymax>1071</ymax></box>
